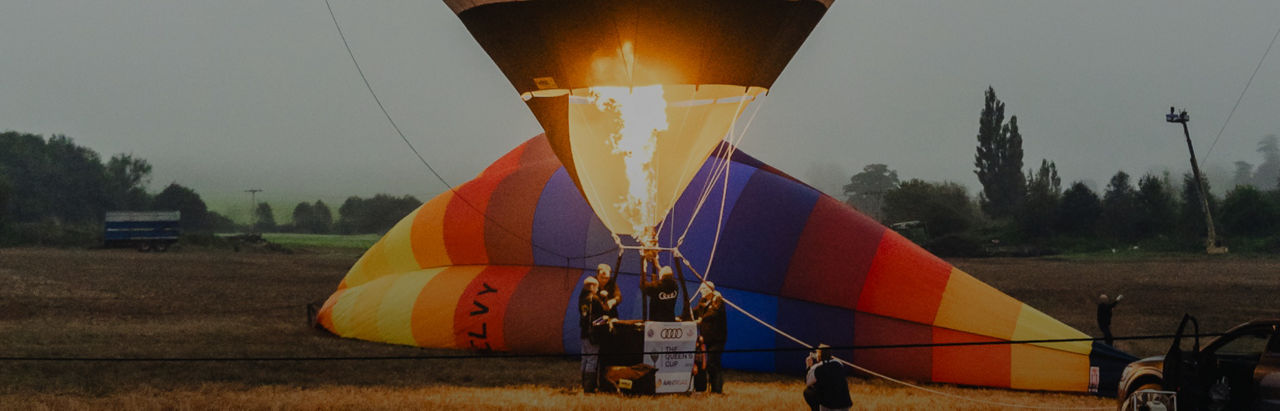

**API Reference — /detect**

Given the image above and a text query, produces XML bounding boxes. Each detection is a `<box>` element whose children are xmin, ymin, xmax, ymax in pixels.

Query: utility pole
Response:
<box><xmin>1165</xmin><ymin>108</ymin><xmax>1227</xmax><ymax>254</ymax></box>
<box><xmin>245</xmin><ymin>188</ymin><xmax>262</xmax><ymax>233</ymax></box>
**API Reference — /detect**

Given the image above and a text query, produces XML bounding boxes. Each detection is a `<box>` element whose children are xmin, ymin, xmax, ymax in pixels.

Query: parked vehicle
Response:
<box><xmin>104</xmin><ymin>211</ymin><xmax>180</xmax><ymax>252</ymax></box>
<box><xmin>1118</xmin><ymin>315</ymin><xmax>1280</xmax><ymax>410</ymax></box>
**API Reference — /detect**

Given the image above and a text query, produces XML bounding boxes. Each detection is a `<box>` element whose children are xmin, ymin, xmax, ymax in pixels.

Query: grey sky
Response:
<box><xmin>3</xmin><ymin>1</ymin><xmax>1278</xmax><ymax>221</ymax></box>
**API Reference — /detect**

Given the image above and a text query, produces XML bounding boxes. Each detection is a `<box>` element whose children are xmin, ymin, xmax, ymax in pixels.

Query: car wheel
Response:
<box><xmin>136</xmin><ymin>242</ymin><xmax>152</xmax><ymax>252</ymax></box>
<box><xmin>1120</xmin><ymin>383</ymin><xmax>1163</xmax><ymax>411</ymax></box>
<box><xmin>153</xmin><ymin>242</ymin><xmax>169</xmax><ymax>252</ymax></box>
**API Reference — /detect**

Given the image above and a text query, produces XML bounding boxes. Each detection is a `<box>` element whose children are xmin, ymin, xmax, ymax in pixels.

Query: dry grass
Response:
<box><xmin>2</xmin><ymin>247</ymin><xmax>1274</xmax><ymax>409</ymax></box>
<box><xmin>0</xmin><ymin>380</ymin><xmax>1113</xmax><ymax>411</ymax></box>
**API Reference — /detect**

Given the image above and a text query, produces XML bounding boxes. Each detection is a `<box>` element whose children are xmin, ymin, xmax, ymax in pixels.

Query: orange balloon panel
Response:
<box><xmin>410</xmin><ymin>266</ymin><xmax>484</xmax><ymax>348</ymax></box>
<box><xmin>931</xmin><ymin>327</ymin><xmax>1011</xmax><ymax>388</ymax></box>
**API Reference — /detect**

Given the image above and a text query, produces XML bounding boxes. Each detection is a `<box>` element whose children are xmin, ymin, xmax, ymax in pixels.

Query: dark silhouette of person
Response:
<box><xmin>693</xmin><ymin>335</ymin><xmax>708</xmax><ymax>392</ymax></box>
<box><xmin>694</xmin><ymin>281</ymin><xmax>727</xmax><ymax>393</ymax></box>
<box><xmin>1096</xmin><ymin>293</ymin><xmax>1123</xmax><ymax>346</ymax></box>
<box><xmin>641</xmin><ymin>265</ymin><xmax>679</xmax><ymax>322</ymax></box>
<box><xmin>578</xmin><ymin>277</ymin><xmax>608</xmax><ymax>393</ymax></box>
<box><xmin>803</xmin><ymin>344</ymin><xmax>852</xmax><ymax>411</ymax></box>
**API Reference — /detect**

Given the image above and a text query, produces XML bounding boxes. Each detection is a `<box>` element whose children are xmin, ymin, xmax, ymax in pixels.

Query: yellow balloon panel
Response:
<box><xmin>328</xmin><ymin>274</ymin><xmax>400</xmax><ymax>343</ymax></box>
<box><xmin>558</xmin><ymin>84</ymin><xmax>766</xmax><ymax>239</ymax></box>
<box><xmin>933</xmin><ymin>268</ymin><xmax>1021</xmax><ymax>340</ymax></box>
<box><xmin>342</xmin><ymin>205</ymin><xmax>427</xmax><ymax>290</ymax></box>
<box><xmin>376</xmin><ymin>272</ymin><xmax>443</xmax><ymax>346</ymax></box>
<box><xmin>1012</xmin><ymin>304</ymin><xmax>1093</xmax><ymax>355</ymax></box>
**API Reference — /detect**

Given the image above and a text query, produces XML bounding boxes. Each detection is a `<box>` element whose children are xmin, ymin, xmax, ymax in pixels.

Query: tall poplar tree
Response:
<box><xmin>974</xmin><ymin>87</ymin><xmax>1025</xmax><ymax>218</ymax></box>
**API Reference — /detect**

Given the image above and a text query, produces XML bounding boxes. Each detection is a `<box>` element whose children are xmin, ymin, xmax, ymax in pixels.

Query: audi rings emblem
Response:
<box><xmin>660</xmin><ymin>328</ymin><xmax>683</xmax><ymax>339</ymax></box>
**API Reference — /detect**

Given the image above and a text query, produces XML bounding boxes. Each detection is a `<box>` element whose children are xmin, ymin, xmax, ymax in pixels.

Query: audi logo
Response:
<box><xmin>660</xmin><ymin>328</ymin><xmax>683</xmax><ymax>339</ymax></box>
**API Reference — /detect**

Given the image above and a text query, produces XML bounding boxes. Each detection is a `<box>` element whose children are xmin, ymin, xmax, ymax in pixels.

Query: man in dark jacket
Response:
<box><xmin>694</xmin><ymin>281</ymin><xmax>727</xmax><ymax>393</ymax></box>
<box><xmin>803</xmin><ymin>344</ymin><xmax>852</xmax><ymax>411</ymax></box>
<box><xmin>641</xmin><ymin>265</ymin><xmax>679</xmax><ymax>322</ymax></box>
<box><xmin>1096</xmin><ymin>293</ymin><xmax>1122</xmax><ymax>346</ymax></box>
<box><xmin>579</xmin><ymin>277</ymin><xmax>608</xmax><ymax>393</ymax></box>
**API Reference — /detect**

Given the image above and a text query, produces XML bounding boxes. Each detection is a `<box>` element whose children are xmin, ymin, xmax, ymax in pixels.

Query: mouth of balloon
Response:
<box><xmin>521</xmin><ymin>85</ymin><xmax>763</xmax><ymax>107</ymax></box>
<box><xmin>524</xmin><ymin>84</ymin><xmax>766</xmax><ymax>245</ymax></box>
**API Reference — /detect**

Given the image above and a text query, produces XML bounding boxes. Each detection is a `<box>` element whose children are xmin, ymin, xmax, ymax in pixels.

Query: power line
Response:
<box><xmin>1</xmin><ymin>332</ymin><xmax>1225</xmax><ymax>362</ymax></box>
<box><xmin>1204</xmin><ymin>23</ymin><xmax>1280</xmax><ymax>161</ymax></box>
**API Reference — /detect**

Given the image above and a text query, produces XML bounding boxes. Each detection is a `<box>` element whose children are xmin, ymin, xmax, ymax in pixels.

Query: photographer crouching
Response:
<box><xmin>803</xmin><ymin>344</ymin><xmax>852</xmax><ymax>411</ymax></box>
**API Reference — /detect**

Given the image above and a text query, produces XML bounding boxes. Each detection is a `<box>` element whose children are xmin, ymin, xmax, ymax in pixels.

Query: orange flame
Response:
<box><xmin>589</xmin><ymin>42</ymin><xmax>669</xmax><ymax>247</ymax></box>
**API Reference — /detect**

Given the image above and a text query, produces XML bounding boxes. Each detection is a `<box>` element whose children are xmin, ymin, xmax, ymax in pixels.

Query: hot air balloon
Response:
<box><xmin>446</xmin><ymin>0</ymin><xmax>832</xmax><ymax>246</ymax></box>
<box><xmin>316</xmin><ymin>135</ymin><xmax>1136</xmax><ymax>396</ymax></box>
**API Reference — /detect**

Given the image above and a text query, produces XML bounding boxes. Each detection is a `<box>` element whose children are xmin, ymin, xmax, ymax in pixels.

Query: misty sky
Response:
<box><xmin>3</xmin><ymin>1</ymin><xmax>1279</xmax><ymax>220</ymax></box>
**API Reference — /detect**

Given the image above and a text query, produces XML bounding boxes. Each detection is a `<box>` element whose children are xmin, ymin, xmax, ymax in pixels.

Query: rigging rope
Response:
<box><xmin>675</xmin><ymin>93</ymin><xmax>768</xmax><ymax>251</ymax></box>
<box><xmin>675</xmin><ymin>108</ymin><xmax>749</xmax><ymax>245</ymax></box>
<box><xmin>0</xmin><ymin>331</ymin><xmax>1223</xmax><ymax>363</ymax></box>
<box><xmin>322</xmin><ymin>0</ymin><xmax>614</xmax><ymax>261</ymax></box>
<box><xmin>1205</xmin><ymin>23</ymin><xmax>1280</xmax><ymax>161</ymax></box>
<box><xmin>680</xmin><ymin>94</ymin><xmax>768</xmax><ymax>287</ymax></box>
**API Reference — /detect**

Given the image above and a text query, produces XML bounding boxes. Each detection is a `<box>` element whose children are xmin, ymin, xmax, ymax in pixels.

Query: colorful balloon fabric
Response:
<box><xmin>317</xmin><ymin>135</ymin><xmax>1135</xmax><ymax>396</ymax></box>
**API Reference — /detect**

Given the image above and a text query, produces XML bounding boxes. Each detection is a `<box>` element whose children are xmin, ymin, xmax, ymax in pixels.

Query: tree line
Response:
<box><xmin>0</xmin><ymin>131</ymin><xmax>421</xmax><ymax>245</ymax></box>
<box><xmin>843</xmin><ymin>88</ymin><xmax>1280</xmax><ymax>255</ymax></box>
<box><xmin>0</xmin><ymin>131</ymin><xmax>231</xmax><ymax>245</ymax></box>
<box><xmin>252</xmin><ymin>194</ymin><xmax>420</xmax><ymax>235</ymax></box>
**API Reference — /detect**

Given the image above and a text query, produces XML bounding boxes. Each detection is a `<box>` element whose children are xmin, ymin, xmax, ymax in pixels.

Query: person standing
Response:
<box><xmin>1096</xmin><ymin>293</ymin><xmax>1123</xmax><ymax>346</ymax></box>
<box><xmin>694</xmin><ymin>281</ymin><xmax>727</xmax><ymax>394</ymax></box>
<box><xmin>803</xmin><ymin>344</ymin><xmax>852</xmax><ymax>411</ymax></box>
<box><xmin>692</xmin><ymin>335</ymin><xmax>708</xmax><ymax>392</ymax></box>
<box><xmin>596</xmin><ymin>263</ymin><xmax>621</xmax><ymax>318</ymax></box>
<box><xmin>641</xmin><ymin>265</ymin><xmax>679</xmax><ymax>322</ymax></box>
<box><xmin>578</xmin><ymin>277</ymin><xmax>608</xmax><ymax>393</ymax></box>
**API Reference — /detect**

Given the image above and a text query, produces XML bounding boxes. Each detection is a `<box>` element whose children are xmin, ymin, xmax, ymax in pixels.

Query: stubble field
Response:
<box><xmin>1</xmin><ymin>246</ymin><xmax>1276</xmax><ymax>410</ymax></box>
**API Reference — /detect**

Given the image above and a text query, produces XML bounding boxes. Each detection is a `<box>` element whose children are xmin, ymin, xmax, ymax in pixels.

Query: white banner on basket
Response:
<box><xmin>643</xmin><ymin>321</ymin><xmax>698</xmax><ymax>393</ymax></box>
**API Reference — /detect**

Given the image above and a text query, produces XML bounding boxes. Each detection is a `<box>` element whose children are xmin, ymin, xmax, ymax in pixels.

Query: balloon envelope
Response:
<box><xmin>317</xmin><ymin>135</ymin><xmax>1135</xmax><ymax>396</ymax></box>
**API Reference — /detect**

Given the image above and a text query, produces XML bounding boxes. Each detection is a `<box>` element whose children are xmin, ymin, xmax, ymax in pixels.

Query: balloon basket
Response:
<box><xmin>597</xmin><ymin>320</ymin><xmax>697</xmax><ymax>396</ymax></box>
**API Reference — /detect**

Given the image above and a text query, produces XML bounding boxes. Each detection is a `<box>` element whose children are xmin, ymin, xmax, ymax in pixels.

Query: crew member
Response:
<box><xmin>694</xmin><ymin>281</ymin><xmax>727</xmax><ymax>394</ymax></box>
<box><xmin>1096</xmin><ymin>293</ymin><xmax>1123</xmax><ymax>346</ymax></box>
<box><xmin>641</xmin><ymin>265</ymin><xmax>679</xmax><ymax>322</ymax></box>
<box><xmin>693</xmin><ymin>335</ymin><xmax>708</xmax><ymax>392</ymax></box>
<box><xmin>803</xmin><ymin>344</ymin><xmax>852</xmax><ymax>411</ymax></box>
<box><xmin>596</xmin><ymin>263</ymin><xmax>621</xmax><ymax>318</ymax></box>
<box><xmin>578</xmin><ymin>276</ymin><xmax>608</xmax><ymax>393</ymax></box>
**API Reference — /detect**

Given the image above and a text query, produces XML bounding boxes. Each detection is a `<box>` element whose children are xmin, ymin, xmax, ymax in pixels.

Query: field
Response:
<box><xmin>1</xmin><ymin>245</ymin><xmax>1277</xmax><ymax>410</ymax></box>
<box><xmin>955</xmin><ymin>253</ymin><xmax>1280</xmax><ymax>357</ymax></box>
<box><xmin>258</xmin><ymin>233</ymin><xmax>381</xmax><ymax>250</ymax></box>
